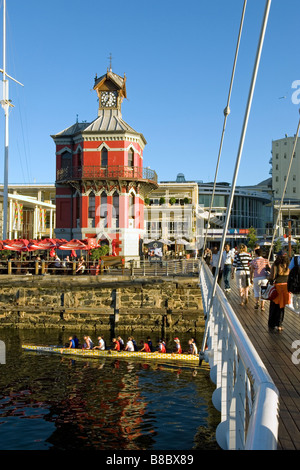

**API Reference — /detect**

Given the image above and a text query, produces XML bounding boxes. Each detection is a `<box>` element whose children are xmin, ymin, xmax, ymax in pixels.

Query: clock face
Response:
<box><xmin>101</xmin><ymin>91</ymin><xmax>117</xmax><ymax>107</ymax></box>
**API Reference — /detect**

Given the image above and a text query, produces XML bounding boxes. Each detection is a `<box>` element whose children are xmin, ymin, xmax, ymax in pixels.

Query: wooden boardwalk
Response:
<box><xmin>224</xmin><ymin>279</ymin><xmax>300</xmax><ymax>450</ymax></box>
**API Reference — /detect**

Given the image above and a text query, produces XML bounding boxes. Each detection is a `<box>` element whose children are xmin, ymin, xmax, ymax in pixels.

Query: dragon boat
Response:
<box><xmin>22</xmin><ymin>344</ymin><xmax>200</xmax><ymax>364</ymax></box>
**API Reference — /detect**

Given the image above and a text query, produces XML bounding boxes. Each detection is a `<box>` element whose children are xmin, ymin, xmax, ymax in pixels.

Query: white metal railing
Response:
<box><xmin>199</xmin><ymin>261</ymin><xmax>279</xmax><ymax>450</ymax></box>
<box><xmin>132</xmin><ymin>259</ymin><xmax>200</xmax><ymax>277</ymax></box>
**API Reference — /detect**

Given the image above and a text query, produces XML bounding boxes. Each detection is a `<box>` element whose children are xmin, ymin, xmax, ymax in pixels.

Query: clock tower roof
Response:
<box><xmin>51</xmin><ymin>111</ymin><xmax>147</xmax><ymax>146</ymax></box>
<box><xmin>94</xmin><ymin>70</ymin><xmax>127</xmax><ymax>98</ymax></box>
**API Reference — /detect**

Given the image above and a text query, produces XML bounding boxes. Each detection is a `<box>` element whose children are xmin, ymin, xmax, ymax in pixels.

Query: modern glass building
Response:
<box><xmin>161</xmin><ymin>174</ymin><xmax>273</xmax><ymax>244</ymax></box>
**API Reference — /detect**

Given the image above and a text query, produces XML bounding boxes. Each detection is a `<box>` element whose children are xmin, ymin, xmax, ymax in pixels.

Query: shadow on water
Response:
<box><xmin>0</xmin><ymin>328</ymin><xmax>220</xmax><ymax>451</ymax></box>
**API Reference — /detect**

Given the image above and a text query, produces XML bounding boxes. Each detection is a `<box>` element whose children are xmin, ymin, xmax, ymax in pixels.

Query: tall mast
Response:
<box><xmin>0</xmin><ymin>0</ymin><xmax>23</xmax><ymax>239</ymax></box>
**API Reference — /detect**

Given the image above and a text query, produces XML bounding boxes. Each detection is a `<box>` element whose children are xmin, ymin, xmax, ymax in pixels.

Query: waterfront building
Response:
<box><xmin>159</xmin><ymin>174</ymin><xmax>273</xmax><ymax>246</ymax></box>
<box><xmin>271</xmin><ymin>135</ymin><xmax>300</xmax><ymax>239</ymax></box>
<box><xmin>0</xmin><ymin>183</ymin><xmax>56</xmax><ymax>239</ymax></box>
<box><xmin>143</xmin><ymin>181</ymin><xmax>199</xmax><ymax>254</ymax></box>
<box><xmin>51</xmin><ymin>67</ymin><xmax>157</xmax><ymax>260</ymax></box>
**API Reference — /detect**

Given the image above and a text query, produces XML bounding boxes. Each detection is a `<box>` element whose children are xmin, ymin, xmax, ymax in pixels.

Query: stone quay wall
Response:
<box><xmin>0</xmin><ymin>275</ymin><xmax>204</xmax><ymax>333</ymax></box>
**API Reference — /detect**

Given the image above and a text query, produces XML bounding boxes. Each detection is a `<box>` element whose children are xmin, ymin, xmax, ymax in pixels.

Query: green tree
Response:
<box><xmin>90</xmin><ymin>245</ymin><xmax>110</xmax><ymax>260</ymax></box>
<box><xmin>273</xmin><ymin>238</ymin><xmax>282</xmax><ymax>254</ymax></box>
<box><xmin>247</xmin><ymin>227</ymin><xmax>258</xmax><ymax>250</ymax></box>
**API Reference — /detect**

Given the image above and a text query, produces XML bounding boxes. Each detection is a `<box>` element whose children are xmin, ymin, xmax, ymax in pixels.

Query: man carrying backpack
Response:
<box><xmin>288</xmin><ymin>255</ymin><xmax>300</xmax><ymax>313</ymax></box>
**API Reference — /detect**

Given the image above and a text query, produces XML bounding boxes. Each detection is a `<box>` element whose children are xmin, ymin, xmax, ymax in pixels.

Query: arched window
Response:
<box><xmin>101</xmin><ymin>147</ymin><xmax>108</xmax><ymax>167</ymax></box>
<box><xmin>60</xmin><ymin>151</ymin><xmax>72</xmax><ymax>180</ymax></box>
<box><xmin>76</xmin><ymin>194</ymin><xmax>80</xmax><ymax>224</ymax></box>
<box><xmin>88</xmin><ymin>192</ymin><xmax>95</xmax><ymax>219</ymax></box>
<box><xmin>75</xmin><ymin>149</ymin><xmax>82</xmax><ymax>178</ymax></box>
<box><xmin>100</xmin><ymin>192</ymin><xmax>108</xmax><ymax>228</ymax></box>
<box><xmin>88</xmin><ymin>192</ymin><xmax>95</xmax><ymax>228</ymax></box>
<box><xmin>113</xmin><ymin>191</ymin><xmax>119</xmax><ymax>228</ymax></box>
<box><xmin>128</xmin><ymin>148</ymin><xmax>134</xmax><ymax>167</ymax></box>
<box><xmin>77</xmin><ymin>149</ymin><xmax>82</xmax><ymax>166</ymax></box>
<box><xmin>129</xmin><ymin>193</ymin><xmax>135</xmax><ymax>218</ymax></box>
<box><xmin>61</xmin><ymin>151</ymin><xmax>72</xmax><ymax>177</ymax></box>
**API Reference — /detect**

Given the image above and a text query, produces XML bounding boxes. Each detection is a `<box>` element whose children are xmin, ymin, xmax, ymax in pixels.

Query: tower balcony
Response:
<box><xmin>56</xmin><ymin>165</ymin><xmax>158</xmax><ymax>190</ymax></box>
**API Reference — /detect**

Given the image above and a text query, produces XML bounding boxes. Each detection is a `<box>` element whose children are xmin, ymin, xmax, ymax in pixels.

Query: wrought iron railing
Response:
<box><xmin>199</xmin><ymin>261</ymin><xmax>279</xmax><ymax>450</ymax></box>
<box><xmin>56</xmin><ymin>165</ymin><xmax>158</xmax><ymax>183</ymax></box>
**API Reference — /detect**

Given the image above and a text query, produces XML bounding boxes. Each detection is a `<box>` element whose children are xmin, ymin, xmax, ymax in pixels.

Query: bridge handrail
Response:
<box><xmin>199</xmin><ymin>261</ymin><xmax>279</xmax><ymax>450</ymax></box>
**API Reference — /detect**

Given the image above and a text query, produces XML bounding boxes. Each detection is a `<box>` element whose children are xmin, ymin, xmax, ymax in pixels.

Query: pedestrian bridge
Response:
<box><xmin>199</xmin><ymin>260</ymin><xmax>300</xmax><ymax>450</ymax></box>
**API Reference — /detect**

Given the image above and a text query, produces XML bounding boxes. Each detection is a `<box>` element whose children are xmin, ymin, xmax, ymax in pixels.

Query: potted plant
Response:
<box><xmin>159</xmin><ymin>197</ymin><xmax>166</xmax><ymax>205</ymax></box>
<box><xmin>169</xmin><ymin>197</ymin><xmax>176</xmax><ymax>205</ymax></box>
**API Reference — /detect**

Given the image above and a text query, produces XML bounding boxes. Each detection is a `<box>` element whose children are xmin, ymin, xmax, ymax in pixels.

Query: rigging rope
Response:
<box><xmin>201</xmin><ymin>0</ymin><xmax>247</xmax><ymax>259</ymax></box>
<box><xmin>267</xmin><ymin>110</ymin><xmax>300</xmax><ymax>262</ymax></box>
<box><xmin>200</xmin><ymin>0</ymin><xmax>272</xmax><ymax>362</ymax></box>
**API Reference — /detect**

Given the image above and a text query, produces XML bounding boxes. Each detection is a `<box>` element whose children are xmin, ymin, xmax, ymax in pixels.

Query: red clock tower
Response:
<box><xmin>52</xmin><ymin>67</ymin><xmax>158</xmax><ymax>259</ymax></box>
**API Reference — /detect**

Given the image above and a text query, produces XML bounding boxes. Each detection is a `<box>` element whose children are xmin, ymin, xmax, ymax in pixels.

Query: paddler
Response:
<box><xmin>140</xmin><ymin>340</ymin><xmax>151</xmax><ymax>352</ymax></box>
<box><xmin>117</xmin><ymin>335</ymin><xmax>124</xmax><ymax>350</ymax></box>
<box><xmin>83</xmin><ymin>335</ymin><xmax>94</xmax><ymax>349</ymax></box>
<box><xmin>188</xmin><ymin>338</ymin><xmax>198</xmax><ymax>355</ymax></box>
<box><xmin>173</xmin><ymin>337</ymin><xmax>182</xmax><ymax>354</ymax></box>
<box><xmin>157</xmin><ymin>339</ymin><xmax>166</xmax><ymax>353</ymax></box>
<box><xmin>67</xmin><ymin>336</ymin><xmax>76</xmax><ymax>349</ymax></box>
<box><xmin>93</xmin><ymin>335</ymin><xmax>105</xmax><ymax>350</ymax></box>
<box><xmin>124</xmin><ymin>337</ymin><xmax>135</xmax><ymax>352</ymax></box>
<box><xmin>112</xmin><ymin>338</ymin><xmax>120</xmax><ymax>351</ymax></box>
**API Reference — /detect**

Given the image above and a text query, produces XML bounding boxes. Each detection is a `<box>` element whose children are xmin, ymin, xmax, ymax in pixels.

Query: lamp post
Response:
<box><xmin>0</xmin><ymin>0</ymin><xmax>24</xmax><ymax>239</ymax></box>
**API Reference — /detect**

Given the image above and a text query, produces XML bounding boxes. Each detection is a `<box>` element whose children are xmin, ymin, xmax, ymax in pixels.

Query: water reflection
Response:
<box><xmin>0</xmin><ymin>329</ymin><xmax>220</xmax><ymax>450</ymax></box>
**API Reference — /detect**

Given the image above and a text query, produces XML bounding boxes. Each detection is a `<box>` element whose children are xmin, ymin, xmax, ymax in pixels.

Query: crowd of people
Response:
<box><xmin>65</xmin><ymin>334</ymin><xmax>199</xmax><ymax>355</ymax></box>
<box><xmin>203</xmin><ymin>242</ymin><xmax>299</xmax><ymax>332</ymax></box>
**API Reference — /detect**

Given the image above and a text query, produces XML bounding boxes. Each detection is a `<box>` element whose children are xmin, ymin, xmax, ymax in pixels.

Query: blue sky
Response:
<box><xmin>0</xmin><ymin>0</ymin><xmax>299</xmax><ymax>187</ymax></box>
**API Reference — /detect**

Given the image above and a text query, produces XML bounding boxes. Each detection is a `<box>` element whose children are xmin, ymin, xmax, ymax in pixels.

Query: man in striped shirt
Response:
<box><xmin>232</xmin><ymin>244</ymin><xmax>252</xmax><ymax>305</ymax></box>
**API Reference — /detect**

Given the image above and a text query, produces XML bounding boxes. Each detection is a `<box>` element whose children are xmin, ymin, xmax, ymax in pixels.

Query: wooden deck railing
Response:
<box><xmin>0</xmin><ymin>258</ymin><xmax>200</xmax><ymax>277</ymax></box>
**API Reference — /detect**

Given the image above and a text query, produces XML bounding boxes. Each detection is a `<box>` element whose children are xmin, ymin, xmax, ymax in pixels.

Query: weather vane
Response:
<box><xmin>108</xmin><ymin>53</ymin><xmax>113</xmax><ymax>72</ymax></box>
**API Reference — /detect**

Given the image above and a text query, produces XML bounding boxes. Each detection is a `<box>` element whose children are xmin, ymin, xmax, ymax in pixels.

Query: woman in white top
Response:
<box><xmin>93</xmin><ymin>335</ymin><xmax>105</xmax><ymax>350</ymax></box>
<box><xmin>125</xmin><ymin>337</ymin><xmax>134</xmax><ymax>352</ymax></box>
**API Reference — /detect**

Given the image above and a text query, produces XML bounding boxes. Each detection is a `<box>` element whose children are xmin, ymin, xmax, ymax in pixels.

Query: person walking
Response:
<box><xmin>250</xmin><ymin>248</ymin><xmax>270</xmax><ymax>311</ymax></box>
<box><xmin>211</xmin><ymin>246</ymin><xmax>223</xmax><ymax>285</ymax></box>
<box><xmin>288</xmin><ymin>254</ymin><xmax>300</xmax><ymax>313</ymax></box>
<box><xmin>222</xmin><ymin>243</ymin><xmax>234</xmax><ymax>292</ymax></box>
<box><xmin>268</xmin><ymin>252</ymin><xmax>291</xmax><ymax>331</ymax></box>
<box><xmin>203</xmin><ymin>247</ymin><xmax>212</xmax><ymax>267</ymax></box>
<box><xmin>232</xmin><ymin>244</ymin><xmax>252</xmax><ymax>306</ymax></box>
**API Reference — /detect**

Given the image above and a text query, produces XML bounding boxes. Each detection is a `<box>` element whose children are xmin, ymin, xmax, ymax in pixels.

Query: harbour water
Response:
<box><xmin>0</xmin><ymin>328</ymin><xmax>220</xmax><ymax>451</ymax></box>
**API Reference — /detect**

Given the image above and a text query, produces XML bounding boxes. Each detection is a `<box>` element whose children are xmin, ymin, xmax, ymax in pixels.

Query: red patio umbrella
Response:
<box><xmin>27</xmin><ymin>240</ymin><xmax>41</xmax><ymax>251</ymax></box>
<box><xmin>57</xmin><ymin>239</ymin><xmax>88</xmax><ymax>250</ymax></box>
<box><xmin>2</xmin><ymin>239</ymin><xmax>29</xmax><ymax>251</ymax></box>
<box><xmin>37</xmin><ymin>238</ymin><xmax>57</xmax><ymax>250</ymax></box>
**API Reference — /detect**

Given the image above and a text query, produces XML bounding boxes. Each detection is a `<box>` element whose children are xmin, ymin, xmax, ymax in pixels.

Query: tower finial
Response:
<box><xmin>107</xmin><ymin>52</ymin><xmax>113</xmax><ymax>72</ymax></box>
